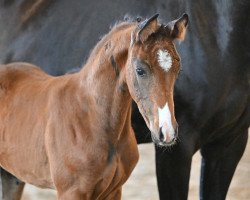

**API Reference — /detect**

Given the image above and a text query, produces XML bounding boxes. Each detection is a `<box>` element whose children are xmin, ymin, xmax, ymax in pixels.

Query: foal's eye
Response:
<box><xmin>136</xmin><ymin>68</ymin><xmax>146</xmax><ymax>77</ymax></box>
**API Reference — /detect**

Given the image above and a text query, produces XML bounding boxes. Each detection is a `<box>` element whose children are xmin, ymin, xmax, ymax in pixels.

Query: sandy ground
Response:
<box><xmin>22</xmin><ymin>133</ymin><xmax>250</xmax><ymax>200</ymax></box>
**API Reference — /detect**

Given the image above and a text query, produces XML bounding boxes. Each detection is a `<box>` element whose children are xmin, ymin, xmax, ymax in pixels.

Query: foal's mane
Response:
<box><xmin>81</xmin><ymin>16</ymin><xmax>169</xmax><ymax>72</ymax></box>
<box><xmin>84</xmin><ymin>20</ymin><xmax>136</xmax><ymax>66</ymax></box>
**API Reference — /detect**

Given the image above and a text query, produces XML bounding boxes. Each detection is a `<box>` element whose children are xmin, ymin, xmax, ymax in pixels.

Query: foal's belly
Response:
<box><xmin>0</xmin><ymin>133</ymin><xmax>54</xmax><ymax>188</ymax></box>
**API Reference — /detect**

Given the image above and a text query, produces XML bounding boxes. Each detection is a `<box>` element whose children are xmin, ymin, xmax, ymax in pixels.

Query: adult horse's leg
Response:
<box><xmin>200</xmin><ymin>130</ymin><xmax>248</xmax><ymax>200</ymax></box>
<box><xmin>131</xmin><ymin>102</ymin><xmax>152</xmax><ymax>144</ymax></box>
<box><xmin>0</xmin><ymin>168</ymin><xmax>24</xmax><ymax>200</ymax></box>
<box><xmin>155</xmin><ymin>130</ymin><xmax>197</xmax><ymax>200</ymax></box>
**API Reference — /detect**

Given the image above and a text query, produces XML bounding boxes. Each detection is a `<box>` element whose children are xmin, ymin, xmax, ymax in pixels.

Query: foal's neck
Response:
<box><xmin>79</xmin><ymin>23</ymin><xmax>135</xmax><ymax>141</ymax></box>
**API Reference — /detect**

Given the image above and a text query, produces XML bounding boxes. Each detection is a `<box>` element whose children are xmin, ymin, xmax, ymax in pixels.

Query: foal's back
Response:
<box><xmin>0</xmin><ymin>62</ymin><xmax>77</xmax><ymax>103</ymax></box>
<box><xmin>0</xmin><ymin>62</ymin><xmax>58</xmax><ymax>111</ymax></box>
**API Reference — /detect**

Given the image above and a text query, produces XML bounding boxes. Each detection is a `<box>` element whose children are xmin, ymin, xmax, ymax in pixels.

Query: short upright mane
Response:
<box><xmin>83</xmin><ymin>21</ymin><xmax>136</xmax><ymax>67</ymax></box>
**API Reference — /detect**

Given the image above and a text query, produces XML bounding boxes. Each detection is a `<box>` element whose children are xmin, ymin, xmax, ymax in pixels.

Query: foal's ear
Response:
<box><xmin>165</xmin><ymin>13</ymin><xmax>189</xmax><ymax>41</ymax></box>
<box><xmin>136</xmin><ymin>14</ymin><xmax>159</xmax><ymax>43</ymax></box>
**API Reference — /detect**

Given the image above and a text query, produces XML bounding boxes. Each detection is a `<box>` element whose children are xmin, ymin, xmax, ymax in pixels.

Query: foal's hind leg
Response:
<box><xmin>200</xmin><ymin>130</ymin><xmax>248</xmax><ymax>200</ymax></box>
<box><xmin>0</xmin><ymin>168</ymin><xmax>24</xmax><ymax>200</ymax></box>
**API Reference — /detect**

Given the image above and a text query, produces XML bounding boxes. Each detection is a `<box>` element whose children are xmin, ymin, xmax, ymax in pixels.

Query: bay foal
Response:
<box><xmin>0</xmin><ymin>14</ymin><xmax>188</xmax><ymax>199</ymax></box>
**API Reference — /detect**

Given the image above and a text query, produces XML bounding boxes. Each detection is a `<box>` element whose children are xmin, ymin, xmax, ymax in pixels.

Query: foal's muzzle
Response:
<box><xmin>158</xmin><ymin>123</ymin><xmax>178</xmax><ymax>146</ymax></box>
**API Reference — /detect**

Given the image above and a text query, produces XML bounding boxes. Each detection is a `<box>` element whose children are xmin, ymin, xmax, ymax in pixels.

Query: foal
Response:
<box><xmin>0</xmin><ymin>14</ymin><xmax>188</xmax><ymax>199</ymax></box>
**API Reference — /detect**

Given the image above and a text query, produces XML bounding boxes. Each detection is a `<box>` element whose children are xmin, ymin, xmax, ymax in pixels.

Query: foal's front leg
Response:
<box><xmin>104</xmin><ymin>188</ymin><xmax>121</xmax><ymax>200</ymax></box>
<box><xmin>0</xmin><ymin>168</ymin><xmax>24</xmax><ymax>200</ymax></box>
<box><xmin>57</xmin><ymin>186</ymin><xmax>104</xmax><ymax>200</ymax></box>
<box><xmin>57</xmin><ymin>189</ymin><xmax>85</xmax><ymax>200</ymax></box>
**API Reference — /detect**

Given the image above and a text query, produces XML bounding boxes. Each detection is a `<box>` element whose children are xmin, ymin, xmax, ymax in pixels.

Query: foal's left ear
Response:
<box><xmin>136</xmin><ymin>14</ymin><xmax>159</xmax><ymax>43</ymax></box>
<box><xmin>165</xmin><ymin>13</ymin><xmax>189</xmax><ymax>41</ymax></box>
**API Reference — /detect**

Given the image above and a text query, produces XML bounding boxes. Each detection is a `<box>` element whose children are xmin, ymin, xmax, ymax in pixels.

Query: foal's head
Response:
<box><xmin>126</xmin><ymin>14</ymin><xmax>188</xmax><ymax>146</ymax></box>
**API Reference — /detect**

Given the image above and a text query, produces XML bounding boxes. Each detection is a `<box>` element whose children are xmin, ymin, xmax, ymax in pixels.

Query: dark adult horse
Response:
<box><xmin>0</xmin><ymin>0</ymin><xmax>249</xmax><ymax>199</ymax></box>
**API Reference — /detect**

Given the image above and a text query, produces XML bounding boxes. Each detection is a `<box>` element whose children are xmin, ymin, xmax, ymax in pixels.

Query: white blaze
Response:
<box><xmin>157</xmin><ymin>49</ymin><xmax>172</xmax><ymax>72</ymax></box>
<box><xmin>158</xmin><ymin>102</ymin><xmax>175</xmax><ymax>140</ymax></box>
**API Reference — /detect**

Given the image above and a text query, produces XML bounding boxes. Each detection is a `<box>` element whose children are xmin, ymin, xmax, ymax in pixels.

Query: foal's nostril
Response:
<box><xmin>159</xmin><ymin>127</ymin><xmax>164</xmax><ymax>141</ymax></box>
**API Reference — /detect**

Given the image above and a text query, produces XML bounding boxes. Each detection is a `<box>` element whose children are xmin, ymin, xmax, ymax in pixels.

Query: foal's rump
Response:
<box><xmin>0</xmin><ymin>62</ymin><xmax>49</xmax><ymax>86</ymax></box>
<box><xmin>0</xmin><ymin>62</ymin><xmax>54</xmax><ymax>188</ymax></box>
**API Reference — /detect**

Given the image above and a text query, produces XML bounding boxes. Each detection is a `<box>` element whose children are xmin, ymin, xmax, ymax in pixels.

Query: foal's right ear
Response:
<box><xmin>136</xmin><ymin>14</ymin><xmax>159</xmax><ymax>43</ymax></box>
<box><xmin>165</xmin><ymin>13</ymin><xmax>189</xmax><ymax>41</ymax></box>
